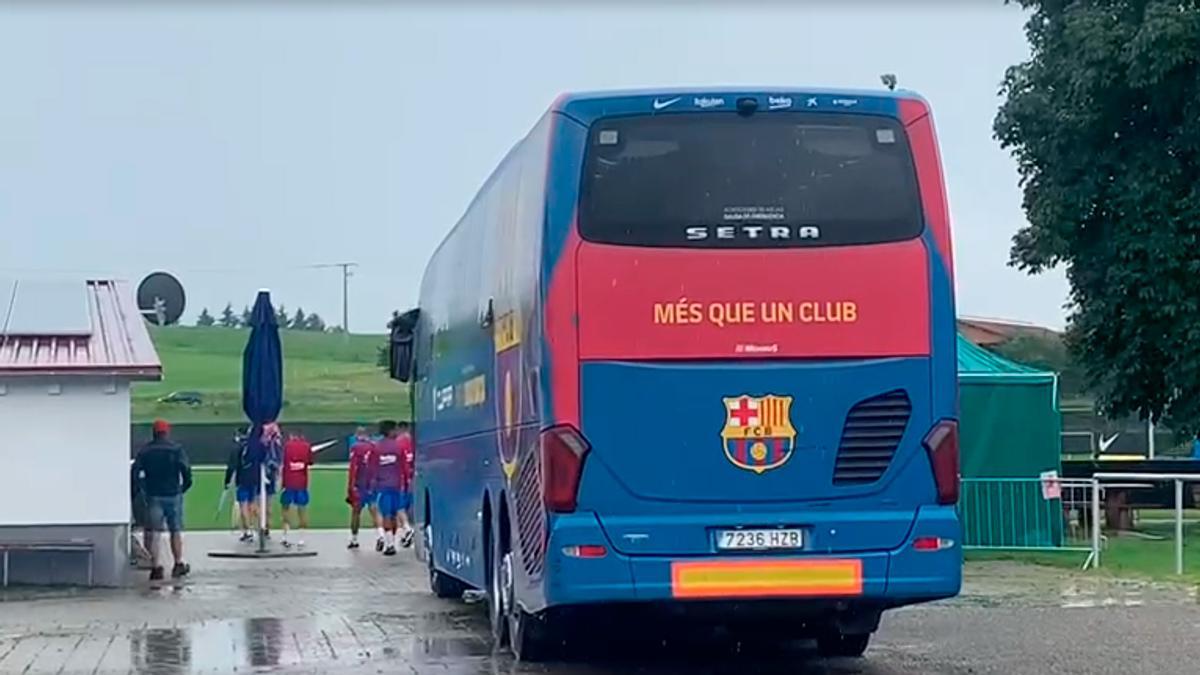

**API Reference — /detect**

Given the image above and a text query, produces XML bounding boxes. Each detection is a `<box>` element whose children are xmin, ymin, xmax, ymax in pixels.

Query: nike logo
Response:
<box><xmin>652</xmin><ymin>97</ymin><xmax>681</xmax><ymax>111</ymax></box>
<box><xmin>1099</xmin><ymin>433</ymin><xmax>1120</xmax><ymax>453</ymax></box>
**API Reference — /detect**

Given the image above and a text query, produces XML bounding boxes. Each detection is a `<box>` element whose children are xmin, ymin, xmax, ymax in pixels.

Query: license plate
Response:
<box><xmin>716</xmin><ymin>529</ymin><xmax>804</xmax><ymax>551</ymax></box>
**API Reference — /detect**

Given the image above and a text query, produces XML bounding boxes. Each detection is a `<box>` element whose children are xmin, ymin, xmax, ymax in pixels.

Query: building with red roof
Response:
<box><xmin>0</xmin><ymin>279</ymin><xmax>162</xmax><ymax>587</ymax></box>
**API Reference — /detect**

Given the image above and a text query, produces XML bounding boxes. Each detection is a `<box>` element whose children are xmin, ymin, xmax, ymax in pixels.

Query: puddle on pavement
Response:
<box><xmin>62</xmin><ymin>614</ymin><xmax>493</xmax><ymax>673</ymax></box>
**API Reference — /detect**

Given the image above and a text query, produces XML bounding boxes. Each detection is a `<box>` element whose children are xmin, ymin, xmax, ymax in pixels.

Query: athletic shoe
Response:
<box><xmin>401</xmin><ymin>530</ymin><xmax>414</xmax><ymax>548</ymax></box>
<box><xmin>348</xmin><ymin>540</ymin><xmax>360</xmax><ymax>550</ymax></box>
<box><xmin>171</xmin><ymin>563</ymin><xmax>190</xmax><ymax>579</ymax></box>
<box><xmin>383</xmin><ymin>546</ymin><xmax>397</xmax><ymax>557</ymax></box>
<box><xmin>239</xmin><ymin>532</ymin><xmax>254</xmax><ymax>543</ymax></box>
<box><xmin>281</xmin><ymin>540</ymin><xmax>292</xmax><ymax>549</ymax></box>
<box><xmin>376</xmin><ymin>538</ymin><xmax>385</xmax><ymax>552</ymax></box>
<box><xmin>149</xmin><ymin>566</ymin><xmax>164</xmax><ymax>581</ymax></box>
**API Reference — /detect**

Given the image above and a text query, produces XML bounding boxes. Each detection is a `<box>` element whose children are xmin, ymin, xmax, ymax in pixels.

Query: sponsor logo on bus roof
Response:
<box><xmin>693</xmin><ymin>96</ymin><xmax>725</xmax><ymax>109</ymax></box>
<box><xmin>652</xmin><ymin>96</ymin><xmax>681</xmax><ymax>111</ymax></box>
<box><xmin>721</xmin><ymin>394</ymin><xmax>797</xmax><ymax>474</ymax></box>
<box><xmin>768</xmin><ymin>96</ymin><xmax>793</xmax><ymax>111</ymax></box>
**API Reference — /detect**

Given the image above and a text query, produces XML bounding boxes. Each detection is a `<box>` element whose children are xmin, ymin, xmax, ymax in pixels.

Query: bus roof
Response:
<box><xmin>553</xmin><ymin>87</ymin><xmax>929</xmax><ymax>122</ymax></box>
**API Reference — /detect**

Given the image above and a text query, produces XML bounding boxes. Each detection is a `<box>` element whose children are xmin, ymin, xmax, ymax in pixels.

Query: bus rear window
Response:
<box><xmin>579</xmin><ymin>113</ymin><xmax>923</xmax><ymax>248</ymax></box>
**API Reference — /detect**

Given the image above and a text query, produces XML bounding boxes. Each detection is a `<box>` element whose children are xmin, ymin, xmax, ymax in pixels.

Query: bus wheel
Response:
<box><xmin>488</xmin><ymin>531</ymin><xmax>510</xmax><ymax>647</ymax></box>
<box><xmin>505</xmin><ymin>557</ymin><xmax>554</xmax><ymax>662</ymax></box>
<box><xmin>426</xmin><ymin>524</ymin><xmax>464</xmax><ymax>600</ymax></box>
<box><xmin>816</xmin><ymin>631</ymin><xmax>871</xmax><ymax>658</ymax></box>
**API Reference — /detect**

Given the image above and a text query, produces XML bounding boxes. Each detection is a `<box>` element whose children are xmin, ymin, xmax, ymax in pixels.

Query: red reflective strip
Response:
<box><xmin>671</xmin><ymin>559</ymin><xmax>864</xmax><ymax>599</ymax></box>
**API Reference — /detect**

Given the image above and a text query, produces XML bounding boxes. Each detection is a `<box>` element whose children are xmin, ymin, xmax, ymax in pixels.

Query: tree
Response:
<box><xmin>291</xmin><ymin>307</ymin><xmax>308</xmax><ymax>330</ymax></box>
<box><xmin>240</xmin><ymin>306</ymin><xmax>252</xmax><ymax>328</ymax></box>
<box><xmin>275</xmin><ymin>305</ymin><xmax>289</xmax><ymax>328</ymax></box>
<box><xmin>991</xmin><ymin>334</ymin><xmax>1087</xmax><ymax>402</ymax></box>
<box><xmin>995</xmin><ymin>1</ymin><xmax>1200</xmax><ymax>436</ymax></box>
<box><xmin>219</xmin><ymin>303</ymin><xmax>238</xmax><ymax>328</ymax></box>
<box><xmin>304</xmin><ymin>313</ymin><xmax>327</xmax><ymax>332</ymax></box>
<box><xmin>195</xmin><ymin>308</ymin><xmax>216</xmax><ymax>327</ymax></box>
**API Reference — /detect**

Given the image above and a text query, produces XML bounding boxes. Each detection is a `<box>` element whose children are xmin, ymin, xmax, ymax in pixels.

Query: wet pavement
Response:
<box><xmin>1</xmin><ymin>532</ymin><xmax>1199</xmax><ymax>673</ymax></box>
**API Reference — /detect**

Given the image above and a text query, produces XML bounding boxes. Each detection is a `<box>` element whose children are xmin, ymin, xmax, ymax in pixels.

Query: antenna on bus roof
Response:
<box><xmin>881</xmin><ymin>74</ymin><xmax>898</xmax><ymax>92</ymax></box>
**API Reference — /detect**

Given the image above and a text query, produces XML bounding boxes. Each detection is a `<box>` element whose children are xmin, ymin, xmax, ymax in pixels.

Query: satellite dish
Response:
<box><xmin>137</xmin><ymin>272</ymin><xmax>186</xmax><ymax>326</ymax></box>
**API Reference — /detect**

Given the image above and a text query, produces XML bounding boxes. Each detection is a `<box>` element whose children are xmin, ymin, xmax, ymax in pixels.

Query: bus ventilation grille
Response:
<box><xmin>832</xmin><ymin>389</ymin><xmax>912</xmax><ymax>485</ymax></box>
<box><xmin>514</xmin><ymin>438</ymin><xmax>546</xmax><ymax>578</ymax></box>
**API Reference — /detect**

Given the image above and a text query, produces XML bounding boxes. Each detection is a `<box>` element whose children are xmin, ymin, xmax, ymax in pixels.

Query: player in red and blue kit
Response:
<box><xmin>370</xmin><ymin>420</ymin><xmax>415</xmax><ymax>556</ymax></box>
<box><xmin>346</xmin><ymin>426</ymin><xmax>384</xmax><ymax>550</ymax></box>
<box><xmin>280</xmin><ymin>432</ymin><xmax>314</xmax><ymax>549</ymax></box>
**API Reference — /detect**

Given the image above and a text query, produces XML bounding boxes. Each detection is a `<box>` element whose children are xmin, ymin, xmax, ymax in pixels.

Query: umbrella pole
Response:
<box><xmin>257</xmin><ymin>464</ymin><xmax>268</xmax><ymax>553</ymax></box>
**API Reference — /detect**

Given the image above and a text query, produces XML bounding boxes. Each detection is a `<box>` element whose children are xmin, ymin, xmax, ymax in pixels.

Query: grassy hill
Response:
<box><xmin>132</xmin><ymin>326</ymin><xmax>408</xmax><ymax>423</ymax></box>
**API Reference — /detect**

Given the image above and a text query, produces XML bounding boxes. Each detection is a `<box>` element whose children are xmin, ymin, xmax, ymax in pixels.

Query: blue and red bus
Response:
<box><xmin>388</xmin><ymin>88</ymin><xmax>960</xmax><ymax>660</ymax></box>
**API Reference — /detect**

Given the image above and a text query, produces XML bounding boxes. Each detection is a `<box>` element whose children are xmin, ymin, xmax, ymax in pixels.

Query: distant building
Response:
<box><xmin>0</xmin><ymin>280</ymin><xmax>162</xmax><ymax>587</ymax></box>
<box><xmin>957</xmin><ymin>316</ymin><xmax>1060</xmax><ymax>347</ymax></box>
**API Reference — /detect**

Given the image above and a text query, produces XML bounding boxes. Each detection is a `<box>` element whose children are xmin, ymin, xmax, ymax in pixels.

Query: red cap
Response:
<box><xmin>152</xmin><ymin>419</ymin><xmax>170</xmax><ymax>434</ymax></box>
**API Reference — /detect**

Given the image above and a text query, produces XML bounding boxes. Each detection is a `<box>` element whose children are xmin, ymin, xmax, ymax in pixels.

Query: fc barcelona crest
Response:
<box><xmin>721</xmin><ymin>394</ymin><xmax>797</xmax><ymax>474</ymax></box>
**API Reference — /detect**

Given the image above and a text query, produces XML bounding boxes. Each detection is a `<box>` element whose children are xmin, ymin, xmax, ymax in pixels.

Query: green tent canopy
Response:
<box><xmin>956</xmin><ymin>335</ymin><xmax>1063</xmax><ymax>548</ymax></box>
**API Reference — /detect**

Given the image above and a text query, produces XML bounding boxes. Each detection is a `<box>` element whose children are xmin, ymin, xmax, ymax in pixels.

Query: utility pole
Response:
<box><xmin>311</xmin><ymin>262</ymin><xmax>358</xmax><ymax>341</ymax></box>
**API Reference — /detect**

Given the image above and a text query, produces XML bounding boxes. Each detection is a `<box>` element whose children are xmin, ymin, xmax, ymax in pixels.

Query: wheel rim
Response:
<box><xmin>500</xmin><ymin>552</ymin><xmax>514</xmax><ymax>614</ymax></box>
<box><xmin>490</xmin><ymin>548</ymin><xmax>506</xmax><ymax>632</ymax></box>
<box><xmin>425</xmin><ymin>525</ymin><xmax>436</xmax><ymax>582</ymax></box>
<box><xmin>503</xmin><ymin>552</ymin><xmax>521</xmax><ymax>646</ymax></box>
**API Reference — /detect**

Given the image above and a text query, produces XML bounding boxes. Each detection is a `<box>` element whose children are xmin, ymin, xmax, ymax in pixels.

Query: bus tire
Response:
<box><xmin>508</xmin><ymin>602</ymin><xmax>554</xmax><ymax>662</ymax></box>
<box><xmin>487</xmin><ymin>516</ymin><xmax>510</xmax><ymax>648</ymax></box>
<box><xmin>816</xmin><ymin>631</ymin><xmax>871</xmax><ymax>658</ymax></box>
<box><xmin>426</xmin><ymin>524</ymin><xmax>465</xmax><ymax>600</ymax></box>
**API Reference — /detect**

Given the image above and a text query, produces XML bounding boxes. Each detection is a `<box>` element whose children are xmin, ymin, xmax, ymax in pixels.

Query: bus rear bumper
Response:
<box><xmin>543</xmin><ymin>507</ymin><xmax>961</xmax><ymax>609</ymax></box>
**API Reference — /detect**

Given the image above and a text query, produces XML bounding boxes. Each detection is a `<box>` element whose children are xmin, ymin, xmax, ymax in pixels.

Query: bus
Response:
<box><xmin>388</xmin><ymin>88</ymin><xmax>961</xmax><ymax>661</ymax></box>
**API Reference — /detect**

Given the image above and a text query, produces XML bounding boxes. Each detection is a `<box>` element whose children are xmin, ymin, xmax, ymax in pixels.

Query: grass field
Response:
<box><xmin>133</xmin><ymin>326</ymin><xmax>408</xmax><ymax>423</ymax></box>
<box><xmin>967</xmin><ymin>516</ymin><xmax>1200</xmax><ymax>583</ymax></box>
<box><xmin>183</xmin><ymin>466</ymin><xmax>354</xmax><ymax>531</ymax></box>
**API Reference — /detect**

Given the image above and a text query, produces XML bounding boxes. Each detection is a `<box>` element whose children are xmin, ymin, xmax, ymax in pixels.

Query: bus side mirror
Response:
<box><xmin>388</xmin><ymin>308</ymin><xmax>421</xmax><ymax>383</ymax></box>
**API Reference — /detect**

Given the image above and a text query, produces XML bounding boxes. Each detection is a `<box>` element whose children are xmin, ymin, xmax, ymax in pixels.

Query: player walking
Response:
<box><xmin>346</xmin><ymin>426</ymin><xmax>384</xmax><ymax>550</ymax></box>
<box><xmin>279</xmin><ymin>431</ymin><xmax>314</xmax><ymax>549</ymax></box>
<box><xmin>371</xmin><ymin>420</ymin><xmax>415</xmax><ymax>556</ymax></box>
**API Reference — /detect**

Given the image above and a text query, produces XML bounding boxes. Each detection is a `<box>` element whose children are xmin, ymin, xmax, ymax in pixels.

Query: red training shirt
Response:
<box><xmin>281</xmin><ymin>437</ymin><xmax>314</xmax><ymax>490</ymax></box>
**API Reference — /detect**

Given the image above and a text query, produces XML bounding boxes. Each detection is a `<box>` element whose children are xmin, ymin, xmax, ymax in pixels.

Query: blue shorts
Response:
<box><xmin>351</xmin><ymin>488</ymin><xmax>375</xmax><ymax>511</ymax></box>
<box><xmin>146</xmin><ymin>495</ymin><xmax>184</xmax><ymax>534</ymax></box>
<box><xmin>236</xmin><ymin>485</ymin><xmax>258</xmax><ymax>504</ymax></box>
<box><xmin>280</xmin><ymin>488</ymin><xmax>309</xmax><ymax>508</ymax></box>
<box><xmin>376</xmin><ymin>489</ymin><xmax>411</xmax><ymax>519</ymax></box>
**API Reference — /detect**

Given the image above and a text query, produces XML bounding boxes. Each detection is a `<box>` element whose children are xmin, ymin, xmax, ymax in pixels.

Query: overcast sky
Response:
<box><xmin>0</xmin><ymin>2</ymin><xmax>1068</xmax><ymax>333</ymax></box>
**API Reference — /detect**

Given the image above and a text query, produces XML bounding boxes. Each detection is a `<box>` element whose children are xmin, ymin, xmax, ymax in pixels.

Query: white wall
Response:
<box><xmin>0</xmin><ymin>376</ymin><xmax>130</xmax><ymax>525</ymax></box>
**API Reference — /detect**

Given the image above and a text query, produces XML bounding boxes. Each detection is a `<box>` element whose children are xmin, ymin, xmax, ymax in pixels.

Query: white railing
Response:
<box><xmin>1093</xmin><ymin>472</ymin><xmax>1200</xmax><ymax>575</ymax></box>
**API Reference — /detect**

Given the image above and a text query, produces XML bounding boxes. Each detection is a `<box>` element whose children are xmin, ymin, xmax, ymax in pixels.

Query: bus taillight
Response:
<box><xmin>542</xmin><ymin>425</ymin><xmax>590</xmax><ymax>513</ymax></box>
<box><xmin>923</xmin><ymin>420</ymin><xmax>959</xmax><ymax>506</ymax></box>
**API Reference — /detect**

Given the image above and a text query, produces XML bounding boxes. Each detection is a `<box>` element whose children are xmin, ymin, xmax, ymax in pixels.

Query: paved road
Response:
<box><xmin>1</xmin><ymin>532</ymin><xmax>1197</xmax><ymax>674</ymax></box>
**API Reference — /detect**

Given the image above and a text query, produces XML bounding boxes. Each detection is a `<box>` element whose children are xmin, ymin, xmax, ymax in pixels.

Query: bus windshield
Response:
<box><xmin>580</xmin><ymin>113</ymin><xmax>923</xmax><ymax>248</ymax></box>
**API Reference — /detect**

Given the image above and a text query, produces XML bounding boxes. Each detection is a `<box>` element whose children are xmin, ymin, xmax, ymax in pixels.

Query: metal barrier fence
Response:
<box><xmin>1093</xmin><ymin>473</ymin><xmax>1200</xmax><ymax>575</ymax></box>
<box><xmin>960</xmin><ymin>477</ymin><xmax>1099</xmax><ymax>568</ymax></box>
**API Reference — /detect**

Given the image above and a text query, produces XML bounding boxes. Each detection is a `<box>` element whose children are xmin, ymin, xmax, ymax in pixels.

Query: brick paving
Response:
<box><xmin>0</xmin><ymin>531</ymin><xmax>501</xmax><ymax>674</ymax></box>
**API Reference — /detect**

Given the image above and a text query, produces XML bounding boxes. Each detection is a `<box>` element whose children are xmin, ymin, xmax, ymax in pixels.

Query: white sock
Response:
<box><xmin>377</xmin><ymin>527</ymin><xmax>385</xmax><ymax>540</ymax></box>
<box><xmin>385</xmin><ymin>531</ymin><xmax>395</xmax><ymax>548</ymax></box>
<box><xmin>350</xmin><ymin>532</ymin><xmax>358</xmax><ymax>543</ymax></box>
<box><xmin>296</xmin><ymin>529</ymin><xmax>305</xmax><ymax>544</ymax></box>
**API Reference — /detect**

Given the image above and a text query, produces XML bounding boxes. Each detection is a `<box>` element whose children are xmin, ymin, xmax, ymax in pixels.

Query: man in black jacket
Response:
<box><xmin>132</xmin><ymin>419</ymin><xmax>193</xmax><ymax>580</ymax></box>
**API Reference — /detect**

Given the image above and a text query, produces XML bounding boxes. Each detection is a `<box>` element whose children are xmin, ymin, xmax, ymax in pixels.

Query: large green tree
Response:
<box><xmin>995</xmin><ymin>0</ymin><xmax>1200</xmax><ymax>435</ymax></box>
